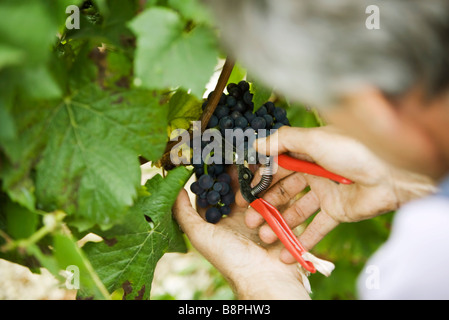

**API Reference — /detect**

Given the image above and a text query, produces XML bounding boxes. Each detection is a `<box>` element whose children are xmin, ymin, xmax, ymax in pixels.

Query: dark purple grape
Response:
<box><xmin>244</xmin><ymin>111</ymin><xmax>256</xmax><ymax>122</ymax></box>
<box><xmin>219</xmin><ymin>182</ymin><xmax>230</xmax><ymax>196</ymax></box>
<box><xmin>220</xmin><ymin>205</ymin><xmax>231</xmax><ymax>216</ymax></box>
<box><xmin>207</xmin><ymin>115</ymin><xmax>219</xmax><ymax>128</ymax></box>
<box><xmin>235</xmin><ymin>116</ymin><xmax>249</xmax><ymax>129</ymax></box>
<box><xmin>213</xmin><ymin>182</ymin><xmax>223</xmax><ymax>193</ymax></box>
<box><xmin>272</xmin><ymin>122</ymin><xmax>285</xmax><ymax>130</ymax></box>
<box><xmin>215</xmin><ymin>105</ymin><xmax>230</xmax><ymax>119</ymax></box>
<box><xmin>219</xmin><ymin>93</ymin><xmax>227</xmax><ymax>105</ymax></box>
<box><xmin>246</xmin><ymin>101</ymin><xmax>254</xmax><ymax>113</ymax></box>
<box><xmin>219</xmin><ymin>116</ymin><xmax>234</xmax><ymax>130</ymax></box>
<box><xmin>251</xmin><ymin>117</ymin><xmax>267</xmax><ymax>130</ymax></box>
<box><xmin>234</xmin><ymin>101</ymin><xmax>247</xmax><ymax>113</ymax></box>
<box><xmin>190</xmin><ymin>182</ymin><xmax>204</xmax><ymax>195</ymax></box>
<box><xmin>207</xmin><ymin>165</ymin><xmax>215</xmax><ymax>177</ymax></box>
<box><xmin>273</xmin><ymin>107</ymin><xmax>287</xmax><ymax>121</ymax></box>
<box><xmin>198</xmin><ymin>174</ymin><xmax>214</xmax><ymax>190</ymax></box>
<box><xmin>230</xmin><ymin>111</ymin><xmax>243</xmax><ymax>120</ymax></box>
<box><xmin>206</xmin><ymin>207</ymin><xmax>222</xmax><ymax>224</ymax></box>
<box><xmin>243</xmin><ymin>91</ymin><xmax>253</xmax><ymax>105</ymax></box>
<box><xmin>280</xmin><ymin>118</ymin><xmax>291</xmax><ymax>126</ymax></box>
<box><xmin>265</xmin><ymin>101</ymin><xmax>275</xmax><ymax>114</ymax></box>
<box><xmin>216</xmin><ymin>173</ymin><xmax>231</xmax><ymax>184</ymax></box>
<box><xmin>221</xmin><ymin>192</ymin><xmax>235</xmax><ymax>206</ymax></box>
<box><xmin>228</xmin><ymin>87</ymin><xmax>242</xmax><ymax>99</ymax></box>
<box><xmin>263</xmin><ymin>115</ymin><xmax>274</xmax><ymax>128</ymax></box>
<box><xmin>226</xmin><ymin>95</ymin><xmax>237</xmax><ymax>107</ymax></box>
<box><xmin>256</xmin><ymin>106</ymin><xmax>268</xmax><ymax>117</ymax></box>
<box><xmin>226</xmin><ymin>83</ymin><xmax>238</xmax><ymax>93</ymax></box>
<box><xmin>197</xmin><ymin>198</ymin><xmax>209</xmax><ymax>208</ymax></box>
<box><xmin>207</xmin><ymin>190</ymin><xmax>221</xmax><ymax>205</ymax></box>
<box><xmin>207</xmin><ymin>91</ymin><xmax>216</xmax><ymax>100</ymax></box>
<box><xmin>238</xmin><ymin>80</ymin><xmax>250</xmax><ymax>93</ymax></box>
<box><xmin>194</xmin><ymin>166</ymin><xmax>204</xmax><ymax>178</ymax></box>
<box><xmin>213</xmin><ymin>164</ymin><xmax>224</xmax><ymax>175</ymax></box>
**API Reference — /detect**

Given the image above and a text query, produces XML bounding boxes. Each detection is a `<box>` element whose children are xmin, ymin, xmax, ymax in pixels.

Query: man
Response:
<box><xmin>173</xmin><ymin>0</ymin><xmax>449</xmax><ymax>299</ymax></box>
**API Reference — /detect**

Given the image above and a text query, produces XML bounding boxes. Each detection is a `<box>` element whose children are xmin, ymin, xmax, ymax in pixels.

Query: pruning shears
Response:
<box><xmin>238</xmin><ymin>154</ymin><xmax>353</xmax><ymax>273</ymax></box>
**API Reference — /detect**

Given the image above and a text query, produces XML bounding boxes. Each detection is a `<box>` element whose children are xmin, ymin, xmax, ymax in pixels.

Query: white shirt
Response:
<box><xmin>357</xmin><ymin>195</ymin><xmax>449</xmax><ymax>299</ymax></box>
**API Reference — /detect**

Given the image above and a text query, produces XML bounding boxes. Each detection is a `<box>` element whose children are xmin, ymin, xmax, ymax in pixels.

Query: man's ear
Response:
<box><xmin>323</xmin><ymin>86</ymin><xmax>443</xmax><ymax>177</ymax></box>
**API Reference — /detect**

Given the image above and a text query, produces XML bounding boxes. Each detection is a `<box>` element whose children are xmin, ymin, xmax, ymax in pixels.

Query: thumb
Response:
<box><xmin>173</xmin><ymin>189</ymin><xmax>215</xmax><ymax>248</ymax></box>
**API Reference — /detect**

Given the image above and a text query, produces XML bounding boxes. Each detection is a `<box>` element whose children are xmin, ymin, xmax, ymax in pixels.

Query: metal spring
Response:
<box><xmin>251</xmin><ymin>157</ymin><xmax>274</xmax><ymax>197</ymax></box>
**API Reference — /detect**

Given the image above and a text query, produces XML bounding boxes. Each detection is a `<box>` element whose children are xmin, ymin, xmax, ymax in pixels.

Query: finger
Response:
<box><xmin>254</xmin><ymin>126</ymin><xmax>312</xmax><ymax>157</ymax></box>
<box><xmin>235</xmin><ymin>165</ymin><xmax>294</xmax><ymax>208</ymax></box>
<box><xmin>259</xmin><ymin>191</ymin><xmax>320</xmax><ymax>244</ymax></box>
<box><xmin>173</xmin><ymin>189</ymin><xmax>215</xmax><ymax>248</ymax></box>
<box><xmin>244</xmin><ymin>172</ymin><xmax>308</xmax><ymax>229</ymax></box>
<box><xmin>280</xmin><ymin>210</ymin><xmax>339</xmax><ymax>264</ymax></box>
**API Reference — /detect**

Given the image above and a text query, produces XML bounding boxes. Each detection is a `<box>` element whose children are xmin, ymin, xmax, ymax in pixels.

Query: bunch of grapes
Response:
<box><xmin>190</xmin><ymin>81</ymin><xmax>291</xmax><ymax>224</ymax></box>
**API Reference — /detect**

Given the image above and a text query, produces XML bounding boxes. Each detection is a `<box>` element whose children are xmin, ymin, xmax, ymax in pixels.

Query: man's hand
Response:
<box><xmin>173</xmin><ymin>167</ymin><xmax>311</xmax><ymax>300</ymax></box>
<box><xmin>237</xmin><ymin>126</ymin><xmax>436</xmax><ymax>263</ymax></box>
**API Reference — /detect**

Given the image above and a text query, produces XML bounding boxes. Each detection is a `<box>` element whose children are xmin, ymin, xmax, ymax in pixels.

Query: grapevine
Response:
<box><xmin>190</xmin><ymin>80</ymin><xmax>291</xmax><ymax>223</ymax></box>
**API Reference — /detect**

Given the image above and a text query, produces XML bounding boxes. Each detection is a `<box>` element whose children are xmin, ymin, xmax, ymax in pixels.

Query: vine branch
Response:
<box><xmin>151</xmin><ymin>58</ymin><xmax>235</xmax><ymax>171</ymax></box>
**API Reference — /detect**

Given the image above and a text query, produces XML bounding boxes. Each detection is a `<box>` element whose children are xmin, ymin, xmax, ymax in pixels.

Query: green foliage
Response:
<box><xmin>82</xmin><ymin>167</ymin><xmax>192</xmax><ymax>300</ymax></box>
<box><xmin>250</xmin><ymin>81</ymin><xmax>273</xmax><ymax>112</ymax></box>
<box><xmin>0</xmin><ymin>0</ymin><xmax>217</xmax><ymax>299</ymax></box>
<box><xmin>167</xmin><ymin>89</ymin><xmax>203</xmax><ymax>132</ymax></box>
<box><xmin>129</xmin><ymin>6</ymin><xmax>218</xmax><ymax>98</ymax></box>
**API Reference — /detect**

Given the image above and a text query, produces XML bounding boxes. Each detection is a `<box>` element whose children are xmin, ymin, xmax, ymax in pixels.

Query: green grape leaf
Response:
<box><xmin>0</xmin><ymin>96</ymin><xmax>53</xmax><ymax>211</ymax></box>
<box><xmin>227</xmin><ymin>63</ymin><xmax>247</xmax><ymax>86</ymax></box>
<box><xmin>286</xmin><ymin>104</ymin><xmax>322</xmax><ymax>128</ymax></box>
<box><xmin>168</xmin><ymin>0</ymin><xmax>213</xmax><ymax>25</ymax></box>
<box><xmin>129</xmin><ymin>7</ymin><xmax>218</xmax><ymax>98</ymax></box>
<box><xmin>0</xmin><ymin>198</ymin><xmax>37</xmax><ymax>240</ymax></box>
<box><xmin>69</xmin><ymin>0</ymin><xmax>138</xmax><ymax>49</ymax></box>
<box><xmin>0</xmin><ymin>44</ymin><xmax>25</xmax><ymax>69</ymax></box>
<box><xmin>16</xmin><ymin>65</ymin><xmax>63</xmax><ymax>100</ymax></box>
<box><xmin>82</xmin><ymin>166</ymin><xmax>192</xmax><ymax>300</ymax></box>
<box><xmin>313</xmin><ymin>216</ymin><xmax>391</xmax><ymax>262</ymax></box>
<box><xmin>250</xmin><ymin>80</ymin><xmax>272</xmax><ymax>111</ymax></box>
<box><xmin>0</xmin><ymin>97</ymin><xmax>16</xmax><ymax>142</ymax></box>
<box><xmin>0</xmin><ymin>0</ymin><xmax>57</xmax><ymax>68</ymax></box>
<box><xmin>36</xmin><ymin>85</ymin><xmax>169</xmax><ymax>225</ymax></box>
<box><xmin>27</xmin><ymin>233</ymin><xmax>110</xmax><ymax>300</ymax></box>
<box><xmin>167</xmin><ymin>90</ymin><xmax>202</xmax><ymax>133</ymax></box>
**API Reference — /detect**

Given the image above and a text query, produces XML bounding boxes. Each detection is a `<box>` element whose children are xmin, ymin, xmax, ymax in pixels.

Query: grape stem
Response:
<box><xmin>200</xmin><ymin>59</ymin><xmax>236</xmax><ymax>133</ymax></box>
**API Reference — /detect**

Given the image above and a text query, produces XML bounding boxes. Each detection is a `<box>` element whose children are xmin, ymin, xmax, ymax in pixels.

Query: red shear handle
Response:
<box><xmin>250</xmin><ymin>198</ymin><xmax>316</xmax><ymax>273</ymax></box>
<box><xmin>276</xmin><ymin>154</ymin><xmax>353</xmax><ymax>185</ymax></box>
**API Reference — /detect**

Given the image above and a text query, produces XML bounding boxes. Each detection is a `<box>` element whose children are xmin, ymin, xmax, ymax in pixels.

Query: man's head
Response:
<box><xmin>207</xmin><ymin>0</ymin><xmax>449</xmax><ymax>179</ymax></box>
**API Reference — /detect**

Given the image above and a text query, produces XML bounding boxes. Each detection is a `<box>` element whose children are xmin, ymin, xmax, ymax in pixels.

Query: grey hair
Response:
<box><xmin>206</xmin><ymin>0</ymin><xmax>449</xmax><ymax>107</ymax></box>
